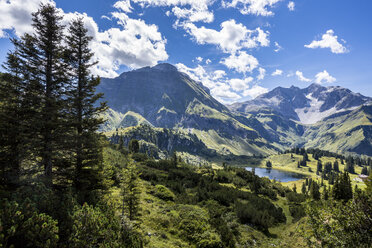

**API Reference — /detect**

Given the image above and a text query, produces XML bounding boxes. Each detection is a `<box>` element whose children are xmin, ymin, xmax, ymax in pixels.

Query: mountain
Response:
<box><xmin>229</xmin><ymin>83</ymin><xmax>372</xmax><ymax>156</ymax></box>
<box><xmin>98</xmin><ymin>64</ymin><xmax>371</xmax><ymax>157</ymax></box>
<box><xmin>98</xmin><ymin>63</ymin><xmax>228</xmax><ymax>128</ymax></box>
<box><xmin>229</xmin><ymin>83</ymin><xmax>372</xmax><ymax>124</ymax></box>
<box><xmin>98</xmin><ymin>63</ymin><xmax>278</xmax><ymax>157</ymax></box>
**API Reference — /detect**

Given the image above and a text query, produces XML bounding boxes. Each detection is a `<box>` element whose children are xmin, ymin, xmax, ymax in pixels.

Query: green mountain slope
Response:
<box><xmin>303</xmin><ymin>105</ymin><xmax>372</xmax><ymax>156</ymax></box>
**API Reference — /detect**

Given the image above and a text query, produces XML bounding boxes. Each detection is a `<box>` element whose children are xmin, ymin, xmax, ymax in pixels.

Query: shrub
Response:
<box><xmin>154</xmin><ymin>185</ymin><xmax>175</xmax><ymax>201</ymax></box>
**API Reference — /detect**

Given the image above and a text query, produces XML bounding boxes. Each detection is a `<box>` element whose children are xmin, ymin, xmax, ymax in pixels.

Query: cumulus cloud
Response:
<box><xmin>206</xmin><ymin>58</ymin><xmax>212</xmax><ymax>64</ymax></box>
<box><xmin>195</xmin><ymin>56</ymin><xmax>203</xmax><ymax>62</ymax></box>
<box><xmin>315</xmin><ymin>70</ymin><xmax>336</xmax><ymax>84</ymax></box>
<box><xmin>175</xmin><ymin>63</ymin><xmax>258</xmax><ymax>103</ymax></box>
<box><xmin>229</xmin><ymin>77</ymin><xmax>253</xmax><ymax>91</ymax></box>
<box><xmin>305</xmin><ymin>29</ymin><xmax>348</xmax><ymax>54</ymax></box>
<box><xmin>220</xmin><ymin>51</ymin><xmax>259</xmax><ymax>74</ymax></box>
<box><xmin>183</xmin><ymin>20</ymin><xmax>269</xmax><ymax>53</ymax></box>
<box><xmin>113</xmin><ymin>0</ymin><xmax>133</xmax><ymax>13</ymax></box>
<box><xmin>257</xmin><ymin>67</ymin><xmax>265</xmax><ymax>80</ymax></box>
<box><xmin>222</xmin><ymin>0</ymin><xmax>282</xmax><ymax>16</ymax></box>
<box><xmin>0</xmin><ymin>0</ymin><xmax>169</xmax><ymax>78</ymax></box>
<box><xmin>243</xmin><ymin>85</ymin><xmax>268</xmax><ymax>98</ymax></box>
<box><xmin>274</xmin><ymin>41</ymin><xmax>282</xmax><ymax>52</ymax></box>
<box><xmin>287</xmin><ymin>1</ymin><xmax>295</xmax><ymax>11</ymax></box>
<box><xmin>0</xmin><ymin>0</ymin><xmax>54</xmax><ymax>38</ymax></box>
<box><xmin>295</xmin><ymin>70</ymin><xmax>311</xmax><ymax>82</ymax></box>
<box><xmin>131</xmin><ymin>0</ymin><xmax>214</xmax><ymax>23</ymax></box>
<box><xmin>271</xmin><ymin>69</ymin><xmax>283</xmax><ymax>76</ymax></box>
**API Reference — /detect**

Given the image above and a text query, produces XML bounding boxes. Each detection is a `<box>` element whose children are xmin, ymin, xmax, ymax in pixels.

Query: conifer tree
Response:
<box><xmin>65</xmin><ymin>17</ymin><xmax>107</xmax><ymax>200</ymax></box>
<box><xmin>121</xmin><ymin>161</ymin><xmax>141</xmax><ymax>221</ymax></box>
<box><xmin>3</xmin><ymin>4</ymin><xmax>68</xmax><ymax>187</ymax></box>
<box><xmin>0</xmin><ymin>54</ymin><xmax>25</xmax><ymax>190</ymax></box>
<box><xmin>128</xmin><ymin>139</ymin><xmax>139</xmax><ymax>154</ymax></box>
<box><xmin>310</xmin><ymin>181</ymin><xmax>320</xmax><ymax>200</ymax></box>
<box><xmin>301</xmin><ymin>182</ymin><xmax>307</xmax><ymax>195</ymax></box>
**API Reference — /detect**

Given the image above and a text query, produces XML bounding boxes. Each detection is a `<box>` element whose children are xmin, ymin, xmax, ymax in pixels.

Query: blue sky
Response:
<box><xmin>0</xmin><ymin>0</ymin><xmax>371</xmax><ymax>103</ymax></box>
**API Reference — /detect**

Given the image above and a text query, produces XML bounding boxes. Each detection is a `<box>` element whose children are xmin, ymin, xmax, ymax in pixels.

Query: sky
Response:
<box><xmin>0</xmin><ymin>0</ymin><xmax>372</xmax><ymax>104</ymax></box>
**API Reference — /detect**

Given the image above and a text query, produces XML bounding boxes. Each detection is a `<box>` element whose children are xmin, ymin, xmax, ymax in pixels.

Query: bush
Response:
<box><xmin>154</xmin><ymin>185</ymin><xmax>175</xmax><ymax>201</ymax></box>
<box><xmin>0</xmin><ymin>199</ymin><xmax>59</xmax><ymax>248</ymax></box>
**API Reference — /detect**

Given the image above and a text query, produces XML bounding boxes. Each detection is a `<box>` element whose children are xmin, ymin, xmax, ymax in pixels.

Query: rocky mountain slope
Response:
<box><xmin>98</xmin><ymin>64</ymin><xmax>279</xmax><ymax>157</ymax></box>
<box><xmin>229</xmin><ymin>83</ymin><xmax>372</xmax><ymax>124</ymax></box>
<box><xmin>98</xmin><ymin>63</ymin><xmax>372</xmax><ymax>157</ymax></box>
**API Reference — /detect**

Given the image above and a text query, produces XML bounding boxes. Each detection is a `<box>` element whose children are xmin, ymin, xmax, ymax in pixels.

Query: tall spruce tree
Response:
<box><xmin>1</xmin><ymin>4</ymin><xmax>69</xmax><ymax>188</ymax></box>
<box><xmin>29</xmin><ymin>4</ymin><xmax>68</xmax><ymax>186</ymax></box>
<box><xmin>0</xmin><ymin>53</ymin><xmax>25</xmax><ymax>190</ymax></box>
<box><xmin>64</xmin><ymin>18</ymin><xmax>107</xmax><ymax>201</ymax></box>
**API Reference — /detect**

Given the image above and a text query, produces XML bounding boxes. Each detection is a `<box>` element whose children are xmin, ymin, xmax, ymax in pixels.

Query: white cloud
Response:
<box><xmin>213</xmin><ymin>70</ymin><xmax>226</xmax><ymax>80</ymax></box>
<box><xmin>295</xmin><ymin>70</ymin><xmax>311</xmax><ymax>82</ymax></box>
<box><xmin>211</xmin><ymin>83</ymin><xmax>241</xmax><ymax>101</ymax></box>
<box><xmin>257</xmin><ymin>67</ymin><xmax>265</xmax><ymax>80</ymax></box>
<box><xmin>131</xmin><ymin>0</ymin><xmax>215</xmax><ymax>23</ymax></box>
<box><xmin>274</xmin><ymin>41</ymin><xmax>282</xmax><ymax>52</ymax></box>
<box><xmin>305</xmin><ymin>29</ymin><xmax>348</xmax><ymax>54</ymax></box>
<box><xmin>315</xmin><ymin>70</ymin><xmax>336</xmax><ymax>84</ymax></box>
<box><xmin>272</xmin><ymin>69</ymin><xmax>283</xmax><ymax>76</ymax></box>
<box><xmin>0</xmin><ymin>0</ymin><xmax>54</xmax><ymax>38</ymax></box>
<box><xmin>242</xmin><ymin>84</ymin><xmax>268</xmax><ymax>98</ymax></box>
<box><xmin>206</xmin><ymin>58</ymin><xmax>212</xmax><ymax>64</ymax></box>
<box><xmin>183</xmin><ymin>19</ymin><xmax>269</xmax><ymax>53</ymax></box>
<box><xmin>222</xmin><ymin>0</ymin><xmax>282</xmax><ymax>16</ymax></box>
<box><xmin>113</xmin><ymin>0</ymin><xmax>133</xmax><ymax>13</ymax></box>
<box><xmin>196</xmin><ymin>56</ymin><xmax>203</xmax><ymax>62</ymax></box>
<box><xmin>175</xmin><ymin>63</ymin><xmax>241</xmax><ymax>103</ymax></box>
<box><xmin>0</xmin><ymin>0</ymin><xmax>168</xmax><ymax>78</ymax></box>
<box><xmin>220</xmin><ymin>51</ymin><xmax>259</xmax><ymax>74</ymax></box>
<box><xmin>79</xmin><ymin>10</ymin><xmax>168</xmax><ymax>77</ymax></box>
<box><xmin>287</xmin><ymin>1</ymin><xmax>295</xmax><ymax>11</ymax></box>
<box><xmin>229</xmin><ymin>77</ymin><xmax>253</xmax><ymax>91</ymax></box>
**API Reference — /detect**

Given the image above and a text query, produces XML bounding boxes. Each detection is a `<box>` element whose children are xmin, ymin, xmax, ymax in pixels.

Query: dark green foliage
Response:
<box><xmin>333</xmin><ymin>160</ymin><xmax>339</xmax><ymax>172</ymax></box>
<box><xmin>121</xmin><ymin>162</ymin><xmax>141</xmax><ymax>221</ymax></box>
<box><xmin>361</xmin><ymin>166</ymin><xmax>368</xmax><ymax>175</ymax></box>
<box><xmin>266</xmin><ymin>160</ymin><xmax>272</xmax><ymax>168</ymax></box>
<box><xmin>332</xmin><ymin>172</ymin><xmax>353</xmax><ymax>201</ymax></box>
<box><xmin>301</xmin><ymin>182</ymin><xmax>307</xmax><ymax>194</ymax></box>
<box><xmin>316</xmin><ymin>160</ymin><xmax>322</xmax><ymax>173</ymax></box>
<box><xmin>305</xmin><ymin>192</ymin><xmax>372</xmax><ymax>247</ymax></box>
<box><xmin>129</xmin><ymin>139</ymin><xmax>140</xmax><ymax>153</ymax></box>
<box><xmin>154</xmin><ymin>184</ymin><xmax>175</xmax><ymax>201</ymax></box>
<box><xmin>64</xmin><ymin>17</ymin><xmax>107</xmax><ymax>202</ymax></box>
<box><xmin>0</xmin><ymin>198</ymin><xmax>59</xmax><ymax>248</ymax></box>
<box><xmin>310</xmin><ymin>181</ymin><xmax>321</xmax><ymax>200</ymax></box>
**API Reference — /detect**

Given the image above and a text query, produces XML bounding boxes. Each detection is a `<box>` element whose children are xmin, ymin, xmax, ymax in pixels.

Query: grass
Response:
<box><xmin>259</xmin><ymin>153</ymin><xmax>367</xmax><ymax>190</ymax></box>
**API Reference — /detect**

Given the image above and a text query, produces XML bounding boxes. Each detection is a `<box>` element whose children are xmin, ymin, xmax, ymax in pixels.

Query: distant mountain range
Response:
<box><xmin>97</xmin><ymin>63</ymin><xmax>372</xmax><ymax>157</ymax></box>
<box><xmin>229</xmin><ymin>83</ymin><xmax>372</xmax><ymax>124</ymax></box>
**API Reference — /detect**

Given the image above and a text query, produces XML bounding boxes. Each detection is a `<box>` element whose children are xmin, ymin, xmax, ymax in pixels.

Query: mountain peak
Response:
<box><xmin>152</xmin><ymin>63</ymin><xmax>178</xmax><ymax>71</ymax></box>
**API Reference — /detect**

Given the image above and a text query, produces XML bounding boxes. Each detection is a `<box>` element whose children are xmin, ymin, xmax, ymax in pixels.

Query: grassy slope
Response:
<box><xmin>102</xmin><ymin>147</ymin><xmax>310</xmax><ymax>247</ymax></box>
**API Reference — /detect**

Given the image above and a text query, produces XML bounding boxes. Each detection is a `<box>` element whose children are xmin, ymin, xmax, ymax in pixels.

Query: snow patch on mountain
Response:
<box><xmin>294</xmin><ymin>93</ymin><xmax>358</xmax><ymax>124</ymax></box>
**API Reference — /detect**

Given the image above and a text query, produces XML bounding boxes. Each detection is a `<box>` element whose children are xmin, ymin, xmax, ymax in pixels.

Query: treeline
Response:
<box><xmin>285</xmin><ymin>147</ymin><xmax>371</xmax><ymax>175</ymax></box>
<box><xmin>0</xmin><ymin>4</ymin><xmax>143</xmax><ymax>247</ymax></box>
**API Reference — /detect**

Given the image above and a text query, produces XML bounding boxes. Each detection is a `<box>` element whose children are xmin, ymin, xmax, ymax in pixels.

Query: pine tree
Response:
<box><xmin>128</xmin><ymin>139</ymin><xmax>139</xmax><ymax>154</ymax></box>
<box><xmin>3</xmin><ymin>4</ymin><xmax>69</xmax><ymax>187</ymax></box>
<box><xmin>0</xmin><ymin>53</ymin><xmax>25</xmax><ymax>190</ymax></box>
<box><xmin>121</xmin><ymin>161</ymin><xmax>141</xmax><ymax>221</ymax></box>
<box><xmin>310</xmin><ymin>181</ymin><xmax>320</xmax><ymax>200</ymax></box>
<box><xmin>361</xmin><ymin>166</ymin><xmax>368</xmax><ymax>175</ymax></box>
<box><xmin>302</xmin><ymin>182</ymin><xmax>307</xmax><ymax>195</ymax></box>
<box><xmin>333</xmin><ymin>160</ymin><xmax>339</xmax><ymax>172</ymax></box>
<box><xmin>64</xmin><ymin>17</ymin><xmax>107</xmax><ymax>201</ymax></box>
<box><xmin>323</xmin><ymin>186</ymin><xmax>329</xmax><ymax>200</ymax></box>
<box><xmin>316</xmin><ymin>160</ymin><xmax>322</xmax><ymax>173</ymax></box>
